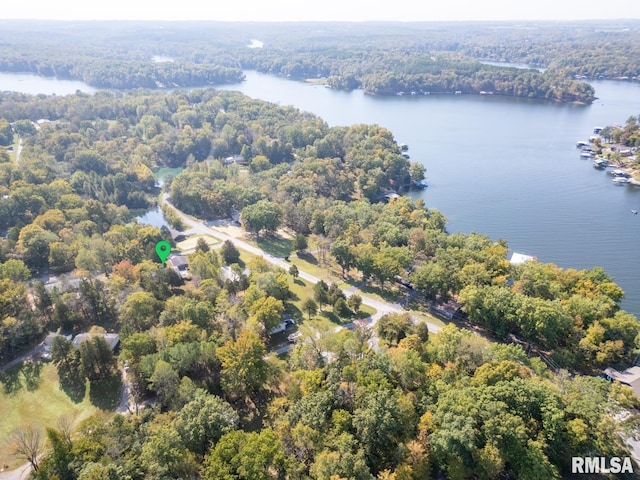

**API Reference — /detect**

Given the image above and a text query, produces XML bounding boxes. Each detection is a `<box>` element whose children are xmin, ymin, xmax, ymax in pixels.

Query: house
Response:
<box><xmin>268</xmin><ymin>318</ymin><xmax>295</xmax><ymax>336</ymax></box>
<box><xmin>381</xmin><ymin>189</ymin><xmax>400</xmax><ymax>202</ymax></box>
<box><xmin>509</xmin><ymin>252</ymin><xmax>536</xmax><ymax>265</ymax></box>
<box><xmin>41</xmin><ymin>332</ymin><xmax>72</xmax><ymax>359</ymax></box>
<box><xmin>72</xmin><ymin>332</ymin><xmax>120</xmax><ymax>351</ymax></box>
<box><xmin>221</xmin><ymin>265</ymin><xmax>250</xmax><ymax>282</ymax></box>
<box><xmin>604</xmin><ymin>366</ymin><xmax>640</xmax><ymax>397</ymax></box>
<box><xmin>168</xmin><ymin>254</ymin><xmax>190</xmax><ymax>279</ymax></box>
<box><xmin>223</xmin><ymin>154</ymin><xmax>247</xmax><ymax>166</ymax></box>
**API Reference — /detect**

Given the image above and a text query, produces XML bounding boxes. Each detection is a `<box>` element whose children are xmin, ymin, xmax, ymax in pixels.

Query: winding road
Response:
<box><xmin>162</xmin><ymin>194</ymin><xmax>442</xmax><ymax>335</ymax></box>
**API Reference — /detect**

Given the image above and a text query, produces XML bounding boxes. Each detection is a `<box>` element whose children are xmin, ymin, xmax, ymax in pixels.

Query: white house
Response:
<box><xmin>509</xmin><ymin>252</ymin><xmax>536</xmax><ymax>265</ymax></box>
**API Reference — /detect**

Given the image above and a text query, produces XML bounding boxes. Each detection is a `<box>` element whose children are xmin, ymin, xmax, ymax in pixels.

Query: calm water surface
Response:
<box><xmin>219</xmin><ymin>72</ymin><xmax>640</xmax><ymax>315</ymax></box>
<box><xmin>2</xmin><ymin>71</ymin><xmax>639</xmax><ymax>315</ymax></box>
<box><xmin>0</xmin><ymin>72</ymin><xmax>97</xmax><ymax>95</ymax></box>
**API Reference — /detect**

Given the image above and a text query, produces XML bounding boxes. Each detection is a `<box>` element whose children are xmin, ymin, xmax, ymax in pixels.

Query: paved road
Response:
<box><xmin>163</xmin><ymin>195</ymin><xmax>442</xmax><ymax>335</ymax></box>
<box><xmin>116</xmin><ymin>367</ymin><xmax>131</xmax><ymax>414</ymax></box>
<box><xmin>0</xmin><ymin>346</ymin><xmax>43</xmax><ymax>374</ymax></box>
<box><xmin>0</xmin><ymin>461</ymin><xmax>33</xmax><ymax>480</ymax></box>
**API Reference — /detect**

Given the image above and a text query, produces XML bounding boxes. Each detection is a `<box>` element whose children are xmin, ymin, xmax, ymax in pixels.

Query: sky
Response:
<box><xmin>3</xmin><ymin>0</ymin><xmax>640</xmax><ymax>22</ymax></box>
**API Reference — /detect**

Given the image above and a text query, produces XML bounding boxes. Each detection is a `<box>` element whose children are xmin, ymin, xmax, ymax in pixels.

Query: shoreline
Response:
<box><xmin>578</xmin><ymin>135</ymin><xmax>639</xmax><ymax>182</ymax></box>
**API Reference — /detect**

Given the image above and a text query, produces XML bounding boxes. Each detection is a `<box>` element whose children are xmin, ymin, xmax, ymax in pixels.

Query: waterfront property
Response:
<box><xmin>593</xmin><ymin>158</ymin><xmax>609</xmax><ymax>169</ymax></box>
<box><xmin>509</xmin><ymin>252</ymin><xmax>536</xmax><ymax>265</ymax></box>
<box><xmin>604</xmin><ymin>366</ymin><xmax>640</xmax><ymax>397</ymax></box>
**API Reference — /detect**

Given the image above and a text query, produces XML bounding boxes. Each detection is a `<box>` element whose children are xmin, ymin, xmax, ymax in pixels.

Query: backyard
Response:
<box><xmin>0</xmin><ymin>361</ymin><xmax>97</xmax><ymax>470</ymax></box>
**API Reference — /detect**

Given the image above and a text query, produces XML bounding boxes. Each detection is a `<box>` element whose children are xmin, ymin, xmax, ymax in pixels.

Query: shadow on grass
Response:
<box><xmin>89</xmin><ymin>373</ymin><xmax>122</xmax><ymax>410</ymax></box>
<box><xmin>285</xmin><ymin>304</ymin><xmax>303</xmax><ymax>322</ymax></box>
<box><xmin>296</xmin><ymin>252</ymin><xmax>318</xmax><ymax>265</ymax></box>
<box><xmin>289</xmin><ymin>291</ymin><xmax>300</xmax><ymax>302</ymax></box>
<box><xmin>1</xmin><ymin>361</ymin><xmax>44</xmax><ymax>394</ymax></box>
<box><xmin>320</xmin><ymin>310</ymin><xmax>343</xmax><ymax>325</ymax></box>
<box><xmin>1</xmin><ymin>364</ymin><xmax>24</xmax><ymax>394</ymax></box>
<box><xmin>21</xmin><ymin>361</ymin><xmax>42</xmax><ymax>391</ymax></box>
<box><xmin>255</xmin><ymin>234</ymin><xmax>293</xmax><ymax>258</ymax></box>
<box><xmin>60</xmin><ymin>376</ymin><xmax>87</xmax><ymax>404</ymax></box>
<box><xmin>345</xmin><ymin>280</ymin><xmax>402</xmax><ymax>303</ymax></box>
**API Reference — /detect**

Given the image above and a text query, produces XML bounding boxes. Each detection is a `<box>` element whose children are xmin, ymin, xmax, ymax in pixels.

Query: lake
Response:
<box><xmin>0</xmin><ymin>72</ymin><xmax>97</xmax><ymax>95</ymax></box>
<box><xmin>218</xmin><ymin>72</ymin><xmax>640</xmax><ymax>316</ymax></box>
<box><xmin>131</xmin><ymin>167</ymin><xmax>185</xmax><ymax>228</ymax></box>
<box><xmin>2</xmin><ymin>70</ymin><xmax>640</xmax><ymax>316</ymax></box>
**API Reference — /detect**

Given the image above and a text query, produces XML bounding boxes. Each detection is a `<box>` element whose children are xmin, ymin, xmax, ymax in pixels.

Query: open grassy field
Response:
<box><xmin>288</xmin><ymin>253</ymin><xmax>344</xmax><ymax>283</ymax></box>
<box><xmin>408</xmin><ymin>309</ymin><xmax>446</xmax><ymax>329</ymax></box>
<box><xmin>0</xmin><ymin>362</ymin><xmax>97</xmax><ymax>469</ymax></box>
<box><xmin>287</xmin><ymin>274</ymin><xmax>376</xmax><ymax>323</ymax></box>
<box><xmin>176</xmin><ymin>233</ymin><xmax>222</xmax><ymax>253</ymax></box>
<box><xmin>248</xmin><ymin>234</ymin><xmax>294</xmax><ymax>258</ymax></box>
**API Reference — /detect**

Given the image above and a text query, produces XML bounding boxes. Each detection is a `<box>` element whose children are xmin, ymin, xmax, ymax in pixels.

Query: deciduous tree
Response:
<box><xmin>9</xmin><ymin>424</ymin><xmax>44</xmax><ymax>472</ymax></box>
<box><xmin>241</xmin><ymin>200</ymin><xmax>282</xmax><ymax>238</ymax></box>
<box><xmin>216</xmin><ymin>329</ymin><xmax>267</xmax><ymax>399</ymax></box>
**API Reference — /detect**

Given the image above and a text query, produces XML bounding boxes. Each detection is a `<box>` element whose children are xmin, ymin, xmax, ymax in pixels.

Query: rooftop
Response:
<box><xmin>509</xmin><ymin>252</ymin><xmax>536</xmax><ymax>265</ymax></box>
<box><xmin>168</xmin><ymin>254</ymin><xmax>189</xmax><ymax>268</ymax></box>
<box><xmin>604</xmin><ymin>366</ymin><xmax>640</xmax><ymax>397</ymax></box>
<box><xmin>72</xmin><ymin>332</ymin><xmax>120</xmax><ymax>351</ymax></box>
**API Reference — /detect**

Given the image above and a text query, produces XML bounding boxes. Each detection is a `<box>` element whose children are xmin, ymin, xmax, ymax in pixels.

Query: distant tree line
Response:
<box><xmin>4</xmin><ymin>20</ymin><xmax>640</xmax><ymax>101</ymax></box>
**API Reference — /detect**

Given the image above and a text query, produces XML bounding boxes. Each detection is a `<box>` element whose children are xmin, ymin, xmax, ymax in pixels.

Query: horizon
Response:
<box><xmin>3</xmin><ymin>0</ymin><xmax>640</xmax><ymax>23</ymax></box>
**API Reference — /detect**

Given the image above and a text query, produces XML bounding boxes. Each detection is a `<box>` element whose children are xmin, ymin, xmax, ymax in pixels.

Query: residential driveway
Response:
<box><xmin>0</xmin><ymin>346</ymin><xmax>43</xmax><ymax>374</ymax></box>
<box><xmin>0</xmin><ymin>462</ymin><xmax>34</xmax><ymax>480</ymax></box>
<box><xmin>116</xmin><ymin>367</ymin><xmax>131</xmax><ymax>414</ymax></box>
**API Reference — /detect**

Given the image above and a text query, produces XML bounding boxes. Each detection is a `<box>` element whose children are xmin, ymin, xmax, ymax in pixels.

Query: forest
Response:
<box><xmin>1</xmin><ymin>86</ymin><xmax>640</xmax><ymax>479</ymax></box>
<box><xmin>3</xmin><ymin>20</ymin><xmax>640</xmax><ymax>101</ymax></box>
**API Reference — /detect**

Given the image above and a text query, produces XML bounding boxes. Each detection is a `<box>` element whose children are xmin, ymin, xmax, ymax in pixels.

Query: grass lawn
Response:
<box><xmin>237</xmin><ymin>247</ymin><xmax>260</xmax><ymax>268</ymax></box>
<box><xmin>0</xmin><ymin>362</ymin><xmax>98</xmax><ymax>469</ymax></box>
<box><xmin>357</xmin><ymin>303</ymin><xmax>377</xmax><ymax>318</ymax></box>
<box><xmin>288</xmin><ymin>276</ymin><xmax>376</xmax><ymax>325</ymax></box>
<box><xmin>233</xmin><ymin>246</ymin><xmax>377</xmax><ymax>322</ymax></box>
<box><xmin>289</xmin><ymin>253</ymin><xmax>343</xmax><ymax>283</ymax></box>
<box><xmin>341</xmin><ymin>279</ymin><xmax>405</xmax><ymax>304</ymax></box>
<box><xmin>249</xmin><ymin>235</ymin><xmax>294</xmax><ymax>258</ymax></box>
<box><xmin>409</xmin><ymin>309</ymin><xmax>447</xmax><ymax>329</ymax></box>
<box><xmin>176</xmin><ymin>233</ymin><xmax>221</xmax><ymax>253</ymax></box>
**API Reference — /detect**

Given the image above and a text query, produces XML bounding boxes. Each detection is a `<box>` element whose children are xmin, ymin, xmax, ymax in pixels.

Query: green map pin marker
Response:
<box><xmin>155</xmin><ymin>240</ymin><xmax>171</xmax><ymax>265</ymax></box>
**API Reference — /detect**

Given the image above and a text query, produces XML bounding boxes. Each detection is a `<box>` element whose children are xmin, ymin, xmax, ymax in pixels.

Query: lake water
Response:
<box><xmin>132</xmin><ymin>168</ymin><xmax>184</xmax><ymax>227</ymax></box>
<box><xmin>0</xmin><ymin>72</ymin><xmax>97</xmax><ymax>95</ymax></box>
<box><xmin>2</xmin><ymin>70</ymin><xmax>639</xmax><ymax>315</ymax></box>
<box><xmin>218</xmin><ymin>72</ymin><xmax>640</xmax><ymax>316</ymax></box>
<box><xmin>133</xmin><ymin>206</ymin><xmax>168</xmax><ymax>229</ymax></box>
